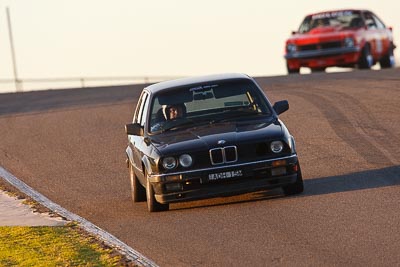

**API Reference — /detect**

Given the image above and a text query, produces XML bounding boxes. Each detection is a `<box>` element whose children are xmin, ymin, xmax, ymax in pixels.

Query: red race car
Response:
<box><xmin>284</xmin><ymin>9</ymin><xmax>396</xmax><ymax>74</ymax></box>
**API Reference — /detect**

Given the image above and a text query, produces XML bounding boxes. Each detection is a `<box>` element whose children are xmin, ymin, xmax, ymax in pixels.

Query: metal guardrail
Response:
<box><xmin>0</xmin><ymin>76</ymin><xmax>182</xmax><ymax>93</ymax></box>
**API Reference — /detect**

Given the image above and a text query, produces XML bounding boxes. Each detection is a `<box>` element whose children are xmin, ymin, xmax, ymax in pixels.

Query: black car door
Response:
<box><xmin>130</xmin><ymin>92</ymin><xmax>150</xmax><ymax>176</ymax></box>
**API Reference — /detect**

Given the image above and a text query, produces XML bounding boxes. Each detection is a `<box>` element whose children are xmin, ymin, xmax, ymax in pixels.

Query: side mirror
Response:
<box><xmin>125</xmin><ymin>123</ymin><xmax>143</xmax><ymax>136</ymax></box>
<box><xmin>291</xmin><ymin>31</ymin><xmax>297</xmax><ymax>35</ymax></box>
<box><xmin>273</xmin><ymin>100</ymin><xmax>289</xmax><ymax>115</ymax></box>
<box><xmin>388</xmin><ymin>26</ymin><xmax>393</xmax><ymax>32</ymax></box>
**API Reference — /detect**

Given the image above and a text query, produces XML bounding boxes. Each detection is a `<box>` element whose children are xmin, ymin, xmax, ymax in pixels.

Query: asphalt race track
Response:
<box><xmin>1</xmin><ymin>69</ymin><xmax>399</xmax><ymax>266</ymax></box>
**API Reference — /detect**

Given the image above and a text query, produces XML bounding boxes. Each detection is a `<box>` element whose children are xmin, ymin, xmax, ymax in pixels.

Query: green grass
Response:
<box><xmin>0</xmin><ymin>224</ymin><xmax>123</xmax><ymax>266</ymax></box>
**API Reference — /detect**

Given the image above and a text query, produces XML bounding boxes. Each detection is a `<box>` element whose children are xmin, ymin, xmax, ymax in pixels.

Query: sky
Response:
<box><xmin>0</xmin><ymin>0</ymin><xmax>399</xmax><ymax>92</ymax></box>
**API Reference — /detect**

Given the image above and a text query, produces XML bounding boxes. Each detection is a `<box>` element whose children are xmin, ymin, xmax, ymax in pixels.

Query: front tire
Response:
<box><xmin>287</xmin><ymin>62</ymin><xmax>300</xmax><ymax>74</ymax></box>
<box><xmin>129</xmin><ymin>164</ymin><xmax>146</xmax><ymax>203</ymax></box>
<box><xmin>358</xmin><ymin>45</ymin><xmax>373</xmax><ymax>69</ymax></box>
<box><xmin>282</xmin><ymin>165</ymin><xmax>304</xmax><ymax>195</ymax></box>
<box><xmin>145</xmin><ymin>171</ymin><xmax>169</xmax><ymax>212</ymax></box>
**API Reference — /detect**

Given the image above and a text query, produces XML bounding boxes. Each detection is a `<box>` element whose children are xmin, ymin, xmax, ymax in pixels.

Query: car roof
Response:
<box><xmin>144</xmin><ymin>73</ymin><xmax>253</xmax><ymax>94</ymax></box>
<box><xmin>308</xmin><ymin>9</ymin><xmax>371</xmax><ymax>16</ymax></box>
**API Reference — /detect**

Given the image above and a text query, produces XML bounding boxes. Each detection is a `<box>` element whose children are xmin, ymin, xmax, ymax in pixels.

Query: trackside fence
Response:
<box><xmin>0</xmin><ymin>76</ymin><xmax>183</xmax><ymax>93</ymax></box>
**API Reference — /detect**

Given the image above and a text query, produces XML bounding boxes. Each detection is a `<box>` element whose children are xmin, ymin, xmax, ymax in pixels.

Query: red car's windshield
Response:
<box><xmin>298</xmin><ymin>10</ymin><xmax>363</xmax><ymax>33</ymax></box>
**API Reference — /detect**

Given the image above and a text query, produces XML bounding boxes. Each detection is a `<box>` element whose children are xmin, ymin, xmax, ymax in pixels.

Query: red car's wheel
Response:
<box><xmin>287</xmin><ymin>63</ymin><xmax>300</xmax><ymax>74</ymax></box>
<box><xmin>358</xmin><ymin>44</ymin><xmax>373</xmax><ymax>69</ymax></box>
<box><xmin>379</xmin><ymin>44</ymin><xmax>395</xmax><ymax>68</ymax></box>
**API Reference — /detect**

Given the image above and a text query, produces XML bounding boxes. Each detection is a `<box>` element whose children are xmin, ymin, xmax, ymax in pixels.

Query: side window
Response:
<box><xmin>133</xmin><ymin>92</ymin><xmax>148</xmax><ymax>123</ymax></box>
<box><xmin>372</xmin><ymin>14</ymin><xmax>386</xmax><ymax>29</ymax></box>
<box><xmin>133</xmin><ymin>94</ymin><xmax>143</xmax><ymax>123</ymax></box>
<box><xmin>140</xmin><ymin>94</ymin><xmax>150</xmax><ymax>127</ymax></box>
<box><xmin>364</xmin><ymin>12</ymin><xmax>377</xmax><ymax>29</ymax></box>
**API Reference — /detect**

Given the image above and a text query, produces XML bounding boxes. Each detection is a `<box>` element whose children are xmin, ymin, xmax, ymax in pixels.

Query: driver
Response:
<box><xmin>163</xmin><ymin>103</ymin><xmax>186</xmax><ymax>120</ymax></box>
<box><xmin>151</xmin><ymin>103</ymin><xmax>186</xmax><ymax>132</ymax></box>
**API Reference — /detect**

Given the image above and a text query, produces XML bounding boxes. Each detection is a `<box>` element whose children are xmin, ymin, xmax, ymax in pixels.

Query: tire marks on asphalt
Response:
<box><xmin>275</xmin><ymin>87</ymin><xmax>398</xmax><ymax>167</ymax></box>
<box><xmin>317</xmin><ymin>89</ymin><xmax>400</xmax><ymax>165</ymax></box>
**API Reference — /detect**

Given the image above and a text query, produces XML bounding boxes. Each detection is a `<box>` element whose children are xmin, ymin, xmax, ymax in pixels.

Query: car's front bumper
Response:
<box><xmin>148</xmin><ymin>155</ymin><xmax>299</xmax><ymax>204</ymax></box>
<box><xmin>285</xmin><ymin>47</ymin><xmax>361</xmax><ymax>68</ymax></box>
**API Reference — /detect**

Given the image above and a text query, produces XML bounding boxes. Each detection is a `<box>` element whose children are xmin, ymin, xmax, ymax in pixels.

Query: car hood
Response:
<box><xmin>288</xmin><ymin>26</ymin><xmax>357</xmax><ymax>43</ymax></box>
<box><xmin>149</xmin><ymin>118</ymin><xmax>284</xmax><ymax>156</ymax></box>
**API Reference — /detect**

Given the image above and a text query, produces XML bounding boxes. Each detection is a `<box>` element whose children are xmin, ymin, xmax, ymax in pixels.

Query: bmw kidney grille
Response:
<box><xmin>209</xmin><ymin>146</ymin><xmax>238</xmax><ymax>165</ymax></box>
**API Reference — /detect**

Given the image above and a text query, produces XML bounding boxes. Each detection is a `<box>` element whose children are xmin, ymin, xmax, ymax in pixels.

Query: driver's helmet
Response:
<box><xmin>163</xmin><ymin>103</ymin><xmax>187</xmax><ymax>120</ymax></box>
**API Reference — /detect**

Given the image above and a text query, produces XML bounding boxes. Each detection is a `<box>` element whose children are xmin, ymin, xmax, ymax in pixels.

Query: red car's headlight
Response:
<box><xmin>287</xmin><ymin>43</ymin><xmax>297</xmax><ymax>53</ymax></box>
<box><xmin>344</xmin><ymin>37</ymin><xmax>355</xmax><ymax>48</ymax></box>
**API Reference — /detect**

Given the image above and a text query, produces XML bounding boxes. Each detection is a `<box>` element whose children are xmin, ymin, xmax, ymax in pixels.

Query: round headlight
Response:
<box><xmin>344</xmin><ymin>37</ymin><xmax>354</xmax><ymax>48</ymax></box>
<box><xmin>179</xmin><ymin>154</ymin><xmax>193</xmax><ymax>168</ymax></box>
<box><xmin>287</xmin><ymin>43</ymin><xmax>297</xmax><ymax>53</ymax></box>
<box><xmin>162</xmin><ymin>157</ymin><xmax>177</xmax><ymax>169</ymax></box>
<box><xmin>271</xmin><ymin>141</ymin><xmax>284</xmax><ymax>153</ymax></box>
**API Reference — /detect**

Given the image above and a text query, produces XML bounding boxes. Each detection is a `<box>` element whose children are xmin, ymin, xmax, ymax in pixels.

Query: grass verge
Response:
<box><xmin>0</xmin><ymin>180</ymin><xmax>137</xmax><ymax>266</ymax></box>
<box><xmin>0</xmin><ymin>224</ymin><xmax>124</xmax><ymax>266</ymax></box>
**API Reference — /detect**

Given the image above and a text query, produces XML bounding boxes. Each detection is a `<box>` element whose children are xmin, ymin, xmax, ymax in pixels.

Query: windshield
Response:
<box><xmin>298</xmin><ymin>10</ymin><xmax>363</xmax><ymax>33</ymax></box>
<box><xmin>148</xmin><ymin>80</ymin><xmax>272</xmax><ymax>133</ymax></box>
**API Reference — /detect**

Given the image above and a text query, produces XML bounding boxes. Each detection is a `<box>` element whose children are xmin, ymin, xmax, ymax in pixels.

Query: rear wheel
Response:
<box><xmin>379</xmin><ymin>44</ymin><xmax>395</xmax><ymax>68</ymax></box>
<box><xmin>282</xmin><ymin>164</ymin><xmax>304</xmax><ymax>195</ymax></box>
<box><xmin>146</xmin><ymin>171</ymin><xmax>169</xmax><ymax>212</ymax></box>
<box><xmin>129</xmin><ymin>164</ymin><xmax>146</xmax><ymax>202</ymax></box>
<box><xmin>358</xmin><ymin>45</ymin><xmax>373</xmax><ymax>69</ymax></box>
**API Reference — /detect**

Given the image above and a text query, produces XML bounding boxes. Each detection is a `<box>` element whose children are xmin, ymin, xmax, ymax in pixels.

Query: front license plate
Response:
<box><xmin>271</xmin><ymin>167</ymin><xmax>286</xmax><ymax>176</ymax></box>
<box><xmin>208</xmin><ymin>170</ymin><xmax>243</xmax><ymax>181</ymax></box>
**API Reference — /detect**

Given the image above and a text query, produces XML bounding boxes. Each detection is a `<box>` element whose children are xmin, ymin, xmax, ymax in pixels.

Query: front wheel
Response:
<box><xmin>282</xmin><ymin>165</ymin><xmax>304</xmax><ymax>195</ymax></box>
<box><xmin>129</xmin><ymin>164</ymin><xmax>146</xmax><ymax>203</ymax></box>
<box><xmin>358</xmin><ymin>45</ymin><xmax>373</xmax><ymax>69</ymax></box>
<box><xmin>287</xmin><ymin>62</ymin><xmax>300</xmax><ymax>74</ymax></box>
<box><xmin>146</xmin><ymin>171</ymin><xmax>169</xmax><ymax>212</ymax></box>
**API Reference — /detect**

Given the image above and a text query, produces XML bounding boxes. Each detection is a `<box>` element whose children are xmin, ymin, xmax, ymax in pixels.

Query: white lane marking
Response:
<box><xmin>0</xmin><ymin>166</ymin><xmax>158</xmax><ymax>267</ymax></box>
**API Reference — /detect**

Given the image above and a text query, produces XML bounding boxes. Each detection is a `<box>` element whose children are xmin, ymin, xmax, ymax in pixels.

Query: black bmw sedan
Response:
<box><xmin>125</xmin><ymin>73</ymin><xmax>303</xmax><ymax>212</ymax></box>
